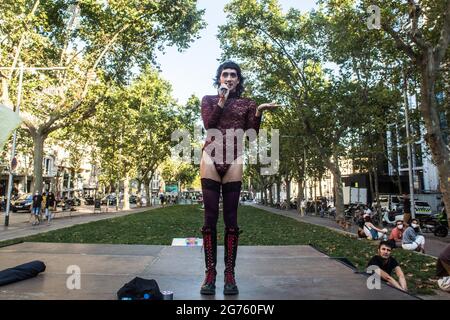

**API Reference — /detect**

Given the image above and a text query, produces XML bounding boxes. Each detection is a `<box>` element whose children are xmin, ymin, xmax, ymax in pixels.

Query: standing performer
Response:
<box><xmin>200</xmin><ymin>61</ymin><xmax>279</xmax><ymax>295</ymax></box>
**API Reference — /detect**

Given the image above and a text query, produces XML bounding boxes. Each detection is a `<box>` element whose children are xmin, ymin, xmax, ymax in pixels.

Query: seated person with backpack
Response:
<box><xmin>367</xmin><ymin>241</ymin><xmax>408</xmax><ymax>292</ymax></box>
<box><xmin>363</xmin><ymin>214</ymin><xmax>388</xmax><ymax>240</ymax></box>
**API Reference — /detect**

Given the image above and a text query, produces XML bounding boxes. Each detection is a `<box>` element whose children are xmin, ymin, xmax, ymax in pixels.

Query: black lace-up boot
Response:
<box><xmin>223</xmin><ymin>227</ymin><xmax>240</xmax><ymax>295</ymax></box>
<box><xmin>200</xmin><ymin>226</ymin><xmax>217</xmax><ymax>295</ymax></box>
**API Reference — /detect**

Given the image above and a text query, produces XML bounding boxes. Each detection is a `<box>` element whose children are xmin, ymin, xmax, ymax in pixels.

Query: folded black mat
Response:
<box><xmin>0</xmin><ymin>261</ymin><xmax>46</xmax><ymax>286</ymax></box>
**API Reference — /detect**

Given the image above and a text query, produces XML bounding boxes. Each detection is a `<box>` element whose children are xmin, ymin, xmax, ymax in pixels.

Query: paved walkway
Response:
<box><xmin>0</xmin><ymin>205</ymin><xmax>161</xmax><ymax>242</ymax></box>
<box><xmin>0</xmin><ymin>242</ymin><xmax>418</xmax><ymax>300</ymax></box>
<box><xmin>248</xmin><ymin>203</ymin><xmax>450</xmax><ymax>258</ymax></box>
<box><xmin>0</xmin><ymin>202</ymin><xmax>448</xmax><ymax>300</ymax></box>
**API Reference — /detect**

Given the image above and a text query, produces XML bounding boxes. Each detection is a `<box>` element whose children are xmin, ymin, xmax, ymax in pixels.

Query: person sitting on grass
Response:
<box><xmin>388</xmin><ymin>220</ymin><xmax>404</xmax><ymax>249</ymax></box>
<box><xmin>367</xmin><ymin>241</ymin><xmax>408</xmax><ymax>292</ymax></box>
<box><xmin>356</xmin><ymin>211</ymin><xmax>367</xmax><ymax>239</ymax></box>
<box><xmin>401</xmin><ymin>218</ymin><xmax>426</xmax><ymax>253</ymax></box>
<box><xmin>363</xmin><ymin>214</ymin><xmax>388</xmax><ymax>240</ymax></box>
<box><xmin>436</xmin><ymin>244</ymin><xmax>450</xmax><ymax>292</ymax></box>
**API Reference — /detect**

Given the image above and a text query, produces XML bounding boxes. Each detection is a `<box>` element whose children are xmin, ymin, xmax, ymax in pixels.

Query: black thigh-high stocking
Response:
<box><xmin>222</xmin><ymin>181</ymin><xmax>242</xmax><ymax>228</ymax></box>
<box><xmin>201</xmin><ymin>178</ymin><xmax>221</xmax><ymax>228</ymax></box>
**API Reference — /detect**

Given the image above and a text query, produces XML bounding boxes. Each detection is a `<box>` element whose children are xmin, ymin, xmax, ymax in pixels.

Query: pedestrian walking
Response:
<box><xmin>46</xmin><ymin>192</ymin><xmax>56</xmax><ymax>225</ymax></box>
<box><xmin>31</xmin><ymin>191</ymin><xmax>42</xmax><ymax>225</ymax></box>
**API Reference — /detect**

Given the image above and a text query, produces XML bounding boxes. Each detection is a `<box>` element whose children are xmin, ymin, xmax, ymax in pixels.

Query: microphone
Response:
<box><xmin>219</xmin><ymin>84</ymin><xmax>228</xmax><ymax>96</ymax></box>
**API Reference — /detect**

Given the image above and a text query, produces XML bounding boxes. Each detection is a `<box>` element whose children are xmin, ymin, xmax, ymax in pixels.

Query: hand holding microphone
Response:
<box><xmin>218</xmin><ymin>83</ymin><xmax>229</xmax><ymax>107</ymax></box>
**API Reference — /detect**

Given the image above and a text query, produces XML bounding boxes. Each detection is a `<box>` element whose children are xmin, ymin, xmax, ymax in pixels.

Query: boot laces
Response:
<box><xmin>205</xmin><ymin>269</ymin><xmax>216</xmax><ymax>284</ymax></box>
<box><xmin>225</xmin><ymin>272</ymin><xmax>236</xmax><ymax>285</ymax></box>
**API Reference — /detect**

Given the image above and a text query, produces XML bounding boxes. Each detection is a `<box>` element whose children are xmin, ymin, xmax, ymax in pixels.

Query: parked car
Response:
<box><xmin>57</xmin><ymin>197</ymin><xmax>81</xmax><ymax>207</ymax></box>
<box><xmin>101</xmin><ymin>194</ymin><xmax>119</xmax><ymax>205</ymax></box>
<box><xmin>395</xmin><ymin>201</ymin><xmax>433</xmax><ymax>217</ymax></box>
<box><xmin>84</xmin><ymin>197</ymin><xmax>95</xmax><ymax>206</ymax></box>
<box><xmin>11</xmin><ymin>194</ymin><xmax>33</xmax><ymax>213</ymax></box>
<box><xmin>129</xmin><ymin>195</ymin><xmax>138</xmax><ymax>204</ymax></box>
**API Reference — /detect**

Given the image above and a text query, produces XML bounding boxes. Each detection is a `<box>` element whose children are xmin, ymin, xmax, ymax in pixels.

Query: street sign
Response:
<box><xmin>11</xmin><ymin>157</ymin><xmax>17</xmax><ymax>171</ymax></box>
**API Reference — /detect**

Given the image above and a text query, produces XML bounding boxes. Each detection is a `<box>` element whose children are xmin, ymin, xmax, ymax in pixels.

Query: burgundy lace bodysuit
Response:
<box><xmin>201</xmin><ymin>92</ymin><xmax>262</xmax><ymax>177</ymax></box>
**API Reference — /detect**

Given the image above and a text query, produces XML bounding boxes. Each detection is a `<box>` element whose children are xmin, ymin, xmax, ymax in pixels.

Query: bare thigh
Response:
<box><xmin>200</xmin><ymin>150</ymin><xmax>221</xmax><ymax>182</ymax></box>
<box><xmin>222</xmin><ymin>156</ymin><xmax>243</xmax><ymax>184</ymax></box>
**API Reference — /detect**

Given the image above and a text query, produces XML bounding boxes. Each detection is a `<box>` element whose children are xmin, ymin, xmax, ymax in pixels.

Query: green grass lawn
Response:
<box><xmin>0</xmin><ymin>204</ymin><xmax>439</xmax><ymax>295</ymax></box>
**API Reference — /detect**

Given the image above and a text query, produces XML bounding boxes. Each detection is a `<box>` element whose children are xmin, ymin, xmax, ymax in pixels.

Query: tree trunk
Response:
<box><xmin>136</xmin><ymin>179</ymin><xmax>142</xmax><ymax>194</ymax></box>
<box><xmin>123</xmin><ymin>174</ymin><xmax>130</xmax><ymax>210</ymax></box>
<box><xmin>276</xmin><ymin>180</ymin><xmax>281</xmax><ymax>205</ymax></box>
<box><xmin>314</xmin><ymin>179</ymin><xmax>318</xmax><ymax>216</ymax></box>
<box><xmin>319</xmin><ymin>174</ymin><xmax>323</xmax><ymax>197</ymax></box>
<box><xmin>285</xmin><ymin>177</ymin><xmax>291</xmax><ymax>209</ymax></box>
<box><xmin>420</xmin><ymin>57</ymin><xmax>450</xmax><ymax>226</ymax></box>
<box><xmin>67</xmin><ymin>171</ymin><xmax>72</xmax><ymax>199</ymax></box>
<box><xmin>368</xmin><ymin>169</ymin><xmax>374</xmax><ymax>206</ymax></box>
<box><xmin>297</xmin><ymin>179</ymin><xmax>304</xmax><ymax>216</ymax></box>
<box><xmin>395</xmin><ymin>168</ymin><xmax>403</xmax><ymax>195</ymax></box>
<box><xmin>144</xmin><ymin>178</ymin><xmax>150</xmax><ymax>207</ymax></box>
<box><xmin>268</xmin><ymin>184</ymin><xmax>273</xmax><ymax>205</ymax></box>
<box><xmin>136</xmin><ymin>178</ymin><xmax>142</xmax><ymax>207</ymax></box>
<box><xmin>1</xmin><ymin>77</ymin><xmax>11</xmax><ymax>106</ymax></box>
<box><xmin>373</xmin><ymin>168</ymin><xmax>381</xmax><ymax>215</ymax></box>
<box><xmin>263</xmin><ymin>186</ymin><xmax>268</xmax><ymax>204</ymax></box>
<box><xmin>327</xmin><ymin>154</ymin><xmax>344</xmax><ymax>220</ymax></box>
<box><xmin>31</xmin><ymin>131</ymin><xmax>46</xmax><ymax>194</ymax></box>
<box><xmin>115</xmin><ymin>180</ymin><xmax>119</xmax><ymax>211</ymax></box>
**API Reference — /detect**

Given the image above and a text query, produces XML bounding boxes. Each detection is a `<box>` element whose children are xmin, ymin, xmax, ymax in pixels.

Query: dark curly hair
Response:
<box><xmin>213</xmin><ymin>60</ymin><xmax>245</xmax><ymax>97</ymax></box>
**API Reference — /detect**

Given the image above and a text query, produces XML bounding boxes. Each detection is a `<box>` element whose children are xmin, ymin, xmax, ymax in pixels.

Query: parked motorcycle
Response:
<box><xmin>382</xmin><ymin>210</ymin><xmax>399</xmax><ymax>226</ymax></box>
<box><xmin>345</xmin><ymin>204</ymin><xmax>360</xmax><ymax>221</ymax></box>
<box><xmin>418</xmin><ymin>209</ymin><xmax>448</xmax><ymax>237</ymax></box>
<box><xmin>327</xmin><ymin>206</ymin><xmax>336</xmax><ymax>218</ymax></box>
<box><xmin>290</xmin><ymin>200</ymin><xmax>298</xmax><ymax>210</ymax></box>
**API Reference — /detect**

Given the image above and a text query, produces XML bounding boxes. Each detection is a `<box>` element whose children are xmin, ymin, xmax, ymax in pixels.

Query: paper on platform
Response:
<box><xmin>171</xmin><ymin>238</ymin><xmax>203</xmax><ymax>246</ymax></box>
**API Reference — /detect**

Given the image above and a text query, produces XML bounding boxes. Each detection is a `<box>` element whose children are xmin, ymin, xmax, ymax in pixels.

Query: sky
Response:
<box><xmin>156</xmin><ymin>0</ymin><xmax>318</xmax><ymax>105</ymax></box>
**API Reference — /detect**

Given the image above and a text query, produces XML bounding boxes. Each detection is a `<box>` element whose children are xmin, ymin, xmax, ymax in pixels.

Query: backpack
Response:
<box><xmin>364</xmin><ymin>224</ymin><xmax>379</xmax><ymax>240</ymax></box>
<box><xmin>117</xmin><ymin>277</ymin><xmax>163</xmax><ymax>300</ymax></box>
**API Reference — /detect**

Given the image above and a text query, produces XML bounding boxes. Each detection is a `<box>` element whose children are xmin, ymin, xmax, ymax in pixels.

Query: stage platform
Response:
<box><xmin>0</xmin><ymin>242</ymin><xmax>417</xmax><ymax>300</ymax></box>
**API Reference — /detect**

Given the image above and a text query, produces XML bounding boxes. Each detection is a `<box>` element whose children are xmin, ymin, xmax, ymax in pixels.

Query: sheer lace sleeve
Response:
<box><xmin>201</xmin><ymin>95</ymin><xmax>223</xmax><ymax>129</ymax></box>
<box><xmin>245</xmin><ymin>100</ymin><xmax>262</xmax><ymax>133</ymax></box>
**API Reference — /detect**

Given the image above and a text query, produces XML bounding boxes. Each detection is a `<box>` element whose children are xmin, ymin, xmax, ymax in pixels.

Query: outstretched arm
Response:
<box><xmin>246</xmin><ymin>101</ymin><xmax>281</xmax><ymax>133</ymax></box>
<box><xmin>374</xmin><ymin>267</ymin><xmax>405</xmax><ymax>291</ymax></box>
<box><xmin>256</xmin><ymin>102</ymin><xmax>281</xmax><ymax>117</ymax></box>
<box><xmin>394</xmin><ymin>266</ymin><xmax>408</xmax><ymax>291</ymax></box>
<box><xmin>245</xmin><ymin>100</ymin><xmax>262</xmax><ymax>133</ymax></box>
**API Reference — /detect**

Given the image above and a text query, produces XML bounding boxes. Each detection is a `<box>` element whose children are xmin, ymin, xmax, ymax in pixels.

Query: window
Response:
<box><xmin>43</xmin><ymin>157</ymin><xmax>54</xmax><ymax>176</ymax></box>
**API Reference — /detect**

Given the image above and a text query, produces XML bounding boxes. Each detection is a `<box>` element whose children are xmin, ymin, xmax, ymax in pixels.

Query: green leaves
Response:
<box><xmin>86</xmin><ymin>66</ymin><xmax>178</xmax><ymax>187</ymax></box>
<box><xmin>1</xmin><ymin>0</ymin><xmax>205</xmax><ymax>192</ymax></box>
